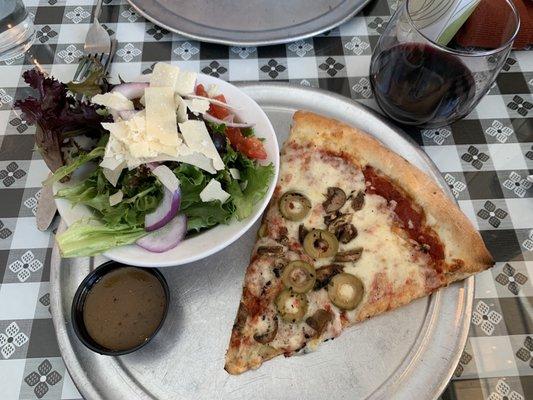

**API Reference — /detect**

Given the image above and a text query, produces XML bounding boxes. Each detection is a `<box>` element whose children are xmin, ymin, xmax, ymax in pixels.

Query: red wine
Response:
<box><xmin>370</xmin><ymin>44</ymin><xmax>476</xmax><ymax>127</ymax></box>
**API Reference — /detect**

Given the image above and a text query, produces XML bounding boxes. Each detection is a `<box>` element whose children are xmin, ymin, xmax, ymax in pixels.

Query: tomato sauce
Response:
<box><xmin>363</xmin><ymin>166</ymin><xmax>445</xmax><ymax>262</ymax></box>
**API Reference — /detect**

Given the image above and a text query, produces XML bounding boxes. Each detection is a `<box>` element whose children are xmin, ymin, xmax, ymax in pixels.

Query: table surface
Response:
<box><xmin>0</xmin><ymin>0</ymin><xmax>531</xmax><ymax>399</ymax></box>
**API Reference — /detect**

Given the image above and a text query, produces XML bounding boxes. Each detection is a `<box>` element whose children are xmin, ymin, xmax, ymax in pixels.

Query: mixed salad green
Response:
<box><xmin>16</xmin><ymin>63</ymin><xmax>274</xmax><ymax>257</ymax></box>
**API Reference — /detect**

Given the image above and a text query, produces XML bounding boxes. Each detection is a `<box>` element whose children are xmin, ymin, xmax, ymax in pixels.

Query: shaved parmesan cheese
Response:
<box><xmin>229</xmin><ymin>168</ymin><xmax>241</xmax><ymax>180</ymax></box>
<box><xmin>109</xmin><ymin>190</ymin><xmax>124</xmax><ymax>206</ymax></box>
<box><xmin>100</xmin><ymin>157</ymin><xmax>124</xmax><ymax>171</ymax></box>
<box><xmin>200</xmin><ymin>179</ymin><xmax>230</xmax><ymax>203</ymax></box>
<box><xmin>100</xmin><ymin>157</ymin><xmax>126</xmax><ymax>186</ymax></box>
<box><xmin>150</xmin><ymin>63</ymin><xmax>181</xmax><ymax>88</ymax></box>
<box><xmin>174</xmin><ymin>71</ymin><xmax>197</xmax><ymax>95</ymax></box>
<box><xmin>102</xmin><ymin>166</ymin><xmax>124</xmax><ymax>187</ymax></box>
<box><xmin>207</xmin><ymin>84</ymin><xmax>220</xmax><ymax>97</ymax></box>
<box><xmin>175</xmin><ymin>94</ymin><xmax>188</xmax><ymax>123</ymax></box>
<box><xmin>173</xmin><ymin>152</ymin><xmax>216</xmax><ymax>174</ymax></box>
<box><xmin>152</xmin><ymin>165</ymin><xmax>180</xmax><ymax>193</ymax></box>
<box><xmin>178</xmin><ymin>120</ymin><xmax>225</xmax><ymax>170</ymax></box>
<box><xmin>92</xmin><ymin>92</ymin><xmax>134</xmax><ymax>111</ymax></box>
<box><xmin>126</xmin><ymin>151</ymin><xmax>217</xmax><ymax>174</ymax></box>
<box><xmin>144</xmin><ymin>87</ymin><xmax>179</xmax><ymax>145</ymax></box>
<box><xmin>133</xmin><ymin>74</ymin><xmax>151</xmax><ymax>83</ymax></box>
<box><xmin>185</xmin><ymin>98</ymin><xmax>210</xmax><ymax>115</ymax></box>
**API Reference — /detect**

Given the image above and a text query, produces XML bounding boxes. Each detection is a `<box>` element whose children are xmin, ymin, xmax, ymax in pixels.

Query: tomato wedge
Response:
<box><xmin>195</xmin><ymin>84</ymin><xmax>230</xmax><ymax>119</ymax></box>
<box><xmin>195</xmin><ymin>84</ymin><xmax>209</xmax><ymax>97</ymax></box>
<box><xmin>226</xmin><ymin>127</ymin><xmax>267</xmax><ymax>160</ymax></box>
<box><xmin>195</xmin><ymin>84</ymin><xmax>268</xmax><ymax>160</ymax></box>
<box><xmin>209</xmin><ymin>94</ymin><xmax>230</xmax><ymax>120</ymax></box>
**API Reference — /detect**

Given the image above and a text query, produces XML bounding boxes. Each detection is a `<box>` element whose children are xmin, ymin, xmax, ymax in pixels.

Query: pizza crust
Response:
<box><xmin>289</xmin><ymin>111</ymin><xmax>493</xmax><ymax>280</ymax></box>
<box><xmin>224</xmin><ymin>111</ymin><xmax>494</xmax><ymax>375</ymax></box>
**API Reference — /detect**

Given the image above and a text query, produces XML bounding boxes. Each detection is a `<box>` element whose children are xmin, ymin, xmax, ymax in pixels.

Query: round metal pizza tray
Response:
<box><xmin>50</xmin><ymin>83</ymin><xmax>473</xmax><ymax>400</ymax></box>
<box><xmin>125</xmin><ymin>0</ymin><xmax>372</xmax><ymax>47</ymax></box>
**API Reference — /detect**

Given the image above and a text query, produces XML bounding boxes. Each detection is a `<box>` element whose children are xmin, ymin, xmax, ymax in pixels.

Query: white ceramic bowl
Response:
<box><xmin>54</xmin><ymin>74</ymin><xmax>279</xmax><ymax>267</ymax></box>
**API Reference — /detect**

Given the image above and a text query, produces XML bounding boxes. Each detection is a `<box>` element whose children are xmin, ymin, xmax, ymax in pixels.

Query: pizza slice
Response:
<box><xmin>224</xmin><ymin>111</ymin><xmax>493</xmax><ymax>375</ymax></box>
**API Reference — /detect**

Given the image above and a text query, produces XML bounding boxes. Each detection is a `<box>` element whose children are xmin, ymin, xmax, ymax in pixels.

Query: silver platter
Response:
<box><xmin>50</xmin><ymin>83</ymin><xmax>473</xmax><ymax>400</ymax></box>
<box><xmin>126</xmin><ymin>0</ymin><xmax>372</xmax><ymax>47</ymax></box>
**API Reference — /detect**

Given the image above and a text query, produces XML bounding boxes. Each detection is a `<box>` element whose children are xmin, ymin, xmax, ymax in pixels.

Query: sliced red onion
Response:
<box><xmin>144</xmin><ymin>186</ymin><xmax>181</xmax><ymax>231</ymax></box>
<box><xmin>137</xmin><ymin>214</ymin><xmax>187</xmax><ymax>253</ymax></box>
<box><xmin>146</xmin><ymin>162</ymin><xmax>159</xmax><ymax>171</ymax></box>
<box><xmin>118</xmin><ymin>110</ymin><xmax>139</xmax><ymax>121</ymax></box>
<box><xmin>111</xmin><ymin>82</ymin><xmax>149</xmax><ymax>100</ymax></box>
<box><xmin>184</xmin><ymin>94</ymin><xmax>241</xmax><ymax>111</ymax></box>
<box><xmin>202</xmin><ymin>112</ymin><xmax>255</xmax><ymax>128</ymax></box>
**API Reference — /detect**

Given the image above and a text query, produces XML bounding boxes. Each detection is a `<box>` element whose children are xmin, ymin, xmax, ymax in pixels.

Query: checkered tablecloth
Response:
<box><xmin>0</xmin><ymin>0</ymin><xmax>531</xmax><ymax>399</ymax></box>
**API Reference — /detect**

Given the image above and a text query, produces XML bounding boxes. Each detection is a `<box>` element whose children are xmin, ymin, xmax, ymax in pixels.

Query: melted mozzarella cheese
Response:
<box><xmin>266</xmin><ymin>147</ymin><xmax>429</xmax><ymax>351</ymax></box>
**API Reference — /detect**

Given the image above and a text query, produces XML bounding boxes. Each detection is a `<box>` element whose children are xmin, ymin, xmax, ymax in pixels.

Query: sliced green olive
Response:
<box><xmin>303</xmin><ymin>229</ymin><xmax>339</xmax><ymax>258</ymax></box>
<box><xmin>322</xmin><ymin>187</ymin><xmax>346</xmax><ymax>214</ymax></box>
<box><xmin>279</xmin><ymin>191</ymin><xmax>311</xmax><ymax>221</ymax></box>
<box><xmin>281</xmin><ymin>261</ymin><xmax>316</xmax><ymax>293</ymax></box>
<box><xmin>327</xmin><ymin>273</ymin><xmax>364</xmax><ymax>310</ymax></box>
<box><xmin>275</xmin><ymin>289</ymin><xmax>308</xmax><ymax>323</ymax></box>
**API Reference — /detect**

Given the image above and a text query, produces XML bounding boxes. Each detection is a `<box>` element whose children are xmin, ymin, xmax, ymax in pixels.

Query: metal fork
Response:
<box><xmin>73</xmin><ymin>0</ymin><xmax>113</xmax><ymax>88</ymax></box>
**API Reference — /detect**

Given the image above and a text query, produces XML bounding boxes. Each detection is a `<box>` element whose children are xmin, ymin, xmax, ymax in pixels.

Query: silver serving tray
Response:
<box><xmin>50</xmin><ymin>83</ymin><xmax>473</xmax><ymax>400</ymax></box>
<box><xmin>126</xmin><ymin>0</ymin><xmax>372</xmax><ymax>46</ymax></box>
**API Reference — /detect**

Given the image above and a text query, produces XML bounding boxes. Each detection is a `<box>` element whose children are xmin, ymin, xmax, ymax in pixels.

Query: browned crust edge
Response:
<box><xmin>290</xmin><ymin>111</ymin><xmax>494</xmax><ymax>277</ymax></box>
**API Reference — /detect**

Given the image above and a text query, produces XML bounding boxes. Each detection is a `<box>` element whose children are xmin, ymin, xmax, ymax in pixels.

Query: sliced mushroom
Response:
<box><xmin>257</xmin><ymin>246</ymin><xmax>284</xmax><ymax>256</ymax></box>
<box><xmin>327</xmin><ymin>214</ymin><xmax>358</xmax><ymax>244</ymax></box>
<box><xmin>305</xmin><ymin>309</ymin><xmax>333</xmax><ymax>335</ymax></box>
<box><xmin>327</xmin><ymin>213</ymin><xmax>353</xmax><ymax>232</ymax></box>
<box><xmin>253</xmin><ymin>315</ymin><xmax>279</xmax><ymax>344</ymax></box>
<box><xmin>279</xmin><ymin>191</ymin><xmax>311</xmax><ymax>221</ymax></box>
<box><xmin>322</xmin><ymin>187</ymin><xmax>347</xmax><ymax>214</ymax></box>
<box><xmin>334</xmin><ymin>248</ymin><xmax>364</xmax><ymax>262</ymax></box>
<box><xmin>303</xmin><ymin>229</ymin><xmax>339</xmax><ymax>259</ymax></box>
<box><xmin>324</xmin><ymin>212</ymin><xmax>340</xmax><ymax>226</ymax></box>
<box><xmin>337</xmin><ymin>224</ymin><xmax>358</xmax><ymax>244</ymax></box>
<box><xmin>298</xmin><ymin>224</ymin><xmax>309</xmax><ymax>244</ymax></box>
<box><xmin>314</xmin><ymin>264</ymin><xmax>344</xmax><ymax>290</ymax></box>
<box><xmin>351</xmin><ymin>191</ymin><xmax>365</xmax><ymax>211</ymax></box>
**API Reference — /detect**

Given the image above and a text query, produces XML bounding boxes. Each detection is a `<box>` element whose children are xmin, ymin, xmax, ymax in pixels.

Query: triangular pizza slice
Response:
<box><xmin>224</xmin><ymin>111</ymin><xmax>493</xmax><ymax>374</ymax></box>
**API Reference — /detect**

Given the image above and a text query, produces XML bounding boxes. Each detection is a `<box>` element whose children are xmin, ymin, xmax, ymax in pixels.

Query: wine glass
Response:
<box><xmin>369</xmin><ymin>0</ymin><xmax>520</xmax><ymax>128</ymax></box>
<box><xmin>0</xmin><ymin>0</ymin><xmax>35</xmax><ymax>61</ymax></box>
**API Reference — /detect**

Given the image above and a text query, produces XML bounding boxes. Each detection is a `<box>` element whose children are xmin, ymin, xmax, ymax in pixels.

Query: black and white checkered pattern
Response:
<box><xmin>0</xmin><ymin>0</ymin><xmax>531</xmax><ymax>399</ymax></box>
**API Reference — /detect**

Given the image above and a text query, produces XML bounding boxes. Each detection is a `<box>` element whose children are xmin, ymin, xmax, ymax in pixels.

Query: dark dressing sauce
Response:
<box><xmin>83</xmin><ymin>267</ymin><xmax>166</xmax><ymax>351</ymax></box>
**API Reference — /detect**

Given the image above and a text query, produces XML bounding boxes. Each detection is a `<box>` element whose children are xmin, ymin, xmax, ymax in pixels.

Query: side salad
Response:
<box><xmin>16</xmin><ymin>62</ymin><xmax>274</xmax><ymax>257</ymax></box>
